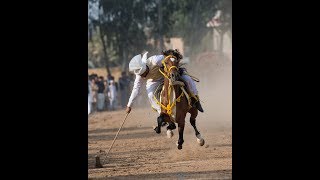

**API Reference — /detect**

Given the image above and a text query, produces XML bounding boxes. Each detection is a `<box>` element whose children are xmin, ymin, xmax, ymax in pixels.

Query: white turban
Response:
<box><xmin>129</xmin><ymin>52</ymin><xmax>148</xmax><ymax>75</ymax></box>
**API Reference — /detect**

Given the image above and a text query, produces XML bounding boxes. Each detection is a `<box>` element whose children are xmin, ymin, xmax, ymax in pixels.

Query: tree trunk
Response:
<box><xmin>227</xmin><ymin>30</ymin><xmax>232</xmax><ymax>44</ymax></box>
<box><xmin>121</xmin><ymin>47</ymin><xmax>128</xmax><ymax>72</ymax></box>
<box><xmin>190</xmin><ymin>0</ymin><xmax>201</xmax><ymax>57</ymax></box>
<box><xmin>158</xmin><ymin>0</ymin><xmax>164</xmax><ymax>51</ymax></box>
<box><xmin>98</xmin><ymin>5</ymin><xmax>111</xmax><ymax>76</ymax></box>
<box><xmin>88</xmin><ymin>24</ymin><xmax>93</xmax><ymax>42</ymax></box>
<box><xmin>118</xmin><ymin>34</ymin><xmax>124</xmax><ymax>70</ymax></box>
<box><xmin>99</xmin><ymin>25</ymin><xmax>111</xmax><ymax>75</ymax></box>
<box><xmin>212</xmin><ymin>28</ymin><xmax>215</xmax><ymax>51</ymax></box>
<box><xmin>219</xmin><ymin>30</ymin><xmax>225</xmax><ymax>54</ymax></box>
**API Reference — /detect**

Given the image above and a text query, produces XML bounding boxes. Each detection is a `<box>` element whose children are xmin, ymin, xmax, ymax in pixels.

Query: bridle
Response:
<box><xmin>159</xmin><ymin>55</ymin><xmax>179</xmax><ymax>80</ymax></box>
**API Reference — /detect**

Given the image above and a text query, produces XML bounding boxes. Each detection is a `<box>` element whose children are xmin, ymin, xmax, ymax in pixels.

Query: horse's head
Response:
<box><xmin>162</xmin><ymin>49</ymin><xmax>183</xmax><ymax>84</ymax></box>
<box><xmin>163</xmin><ymin>55</ymin><xmax>179</xmax><ymax>82</ymax></box>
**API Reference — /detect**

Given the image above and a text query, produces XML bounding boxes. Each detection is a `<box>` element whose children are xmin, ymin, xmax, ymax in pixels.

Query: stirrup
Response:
<box><xmin>195</xmin><ymin>101</ymin><xmax>204</xmax><ymax>112</ymax></box>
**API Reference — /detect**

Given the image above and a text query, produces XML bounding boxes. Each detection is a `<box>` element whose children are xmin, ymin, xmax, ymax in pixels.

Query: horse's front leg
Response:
<box><xmin>190</xmin><ymin>117</ymin><xmax>205</xmax><ymax>146</ymax></box>
<box><xmin>154</xmin><ymin>114</ymin><xmax>165</xmax><ymax>134</ymax></box>
<box><xmin>177</xmin><ymin>121</ymin><xmax>185</xmax><ymax>150</ymax></box>
<box><xmin>166</xmin><ymin>121</ymin><xmax>176</xmax><ymax>138</ymax></box>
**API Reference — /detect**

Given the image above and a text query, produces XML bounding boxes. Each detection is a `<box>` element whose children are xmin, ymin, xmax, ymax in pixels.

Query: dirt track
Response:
<box><xmin>88</xmin><ymin>60</ymin><xmax>232</xmax><ymax>179</ymax></box>
<box><xmin>89</xmin><ymin>108</ymin><xmax>231</xmax><ymax>179</ymax></box>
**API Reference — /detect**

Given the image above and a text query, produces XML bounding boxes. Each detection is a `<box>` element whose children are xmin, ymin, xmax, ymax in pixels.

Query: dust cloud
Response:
<box><xmin>130</xmin><ymin>52</ymin><xmax>232</xmax><ymax>132</ymax></box>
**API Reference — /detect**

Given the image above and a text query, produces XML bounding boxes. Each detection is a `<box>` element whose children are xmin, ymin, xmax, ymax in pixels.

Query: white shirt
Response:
<box><xmin>108</xmin><ymin>84</ymin><xmax>117</xmax><ymax>100</ymax></box>
<box><xmin>127</xmin><ymin>55</ymin><xmax>164</xmax><ymax>107</ymax></box>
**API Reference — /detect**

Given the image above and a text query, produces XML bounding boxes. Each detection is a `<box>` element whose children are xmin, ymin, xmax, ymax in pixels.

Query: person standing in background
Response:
<box><xmin>96</xmin><ymin>76</ymin><xmax>106</xmax><ymax>111</ymax></box>
<box><xmin>108</xmin><ymin>80</ymin><xmax>117</xmax><ymax>111</ymax></box>
<box><xmin>90</xmin><ymin>77</ymin><xmax>98</xmax><ymax>113</ymax></box>
<box><xmin>103</xmin><ymin>79</ymin><xmax>109</xmax><ymax>108</ymax></box>
<box><xmin>88</xmin><ymin>75</ymin><xmax>92</xmax><ymax>115</ymax></box>
<box><xmin>106</xmin><ymin>74</ymin><xmax>114</xmax><ymax>84</ymax></box>
<box><xmin>106</xmin><ymin>74</ymin><xmax>114</xmax><ymax>108</ymax></box>
<box><xmin>118</xmin><ymin>71</ymin><xmax>130</xmax><ymax>108</ymax></box>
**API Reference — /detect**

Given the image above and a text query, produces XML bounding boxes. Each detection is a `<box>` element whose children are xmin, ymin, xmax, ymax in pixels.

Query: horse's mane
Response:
<box><xmin>162</xmin><ymin>49</ymin><xmax>183</xmax><ymax>60</ymax></box>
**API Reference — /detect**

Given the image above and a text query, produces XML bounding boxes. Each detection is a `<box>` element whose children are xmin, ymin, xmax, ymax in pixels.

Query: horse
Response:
<box><xmin>154</xmin><ymin>54</ymin><xmax>205</xmax><ymax>150</ymax></box>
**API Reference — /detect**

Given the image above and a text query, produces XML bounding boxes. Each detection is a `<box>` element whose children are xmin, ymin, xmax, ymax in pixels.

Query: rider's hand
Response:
<box><xmin>126</xmin><ymin>106</ymin><xmax>131</xmax><ymax>114</ymax></box>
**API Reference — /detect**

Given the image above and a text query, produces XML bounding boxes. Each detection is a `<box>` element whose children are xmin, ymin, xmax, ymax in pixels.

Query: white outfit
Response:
<box><xmin>108</xmin><ymin>83</ymin><xmax>117</xmax><ymax>110</ymax></box>
<box><xmin>127</xmin><ymin>54</ymin><xmax>199</xmax><ymax>114</ymax></box>
<box><xmin>129</xmin><ymin>52</ymin><xmax>148</xmax><ymax>75</ymax></box>
<box><xmin>127</xmin><ymin>55</ymin><xmax>164</xmax><ymax>114</ymax></box>
<box><xmin>88</xmin><ymin>80</ymin><xmax>92</xmax><ymax>115</ymax></box>
<box><xmin>97</xmin><ymin>93</ymin><xmax>105</xmax><ymax>110</ymax></box>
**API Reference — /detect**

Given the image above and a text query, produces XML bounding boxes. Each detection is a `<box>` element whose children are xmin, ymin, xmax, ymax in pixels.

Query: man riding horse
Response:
<box><xmin>125</xmin><ymin>49</ymin><xmax>203</xmax><ymax>126</ymax></box>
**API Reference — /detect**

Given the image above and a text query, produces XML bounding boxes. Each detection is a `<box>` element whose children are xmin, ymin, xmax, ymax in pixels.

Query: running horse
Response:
<box><xmin>154</xmin><ymin>53</ymin><xmax>205</xmax><ymax>150</ymax></box>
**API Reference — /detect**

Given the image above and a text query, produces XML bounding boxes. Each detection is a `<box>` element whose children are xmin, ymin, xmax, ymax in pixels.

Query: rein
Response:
<box><xmin>159</xmin><ymin>55</ymin><xmax>178</xmax><ymax>80</ymax></box>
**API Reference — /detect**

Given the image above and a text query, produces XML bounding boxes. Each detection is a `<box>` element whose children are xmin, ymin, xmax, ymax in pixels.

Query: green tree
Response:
<box><xmin>88</xmin><ymin>0</ymin><xmax>232</xmax><ymax>71</ymax></box>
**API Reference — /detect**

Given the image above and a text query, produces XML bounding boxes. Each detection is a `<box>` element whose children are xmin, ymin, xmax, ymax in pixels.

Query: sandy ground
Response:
<box><xmin>88</xmin><ymin>58</ymin><xmax>232</xmax><ymax>179</ymax></box>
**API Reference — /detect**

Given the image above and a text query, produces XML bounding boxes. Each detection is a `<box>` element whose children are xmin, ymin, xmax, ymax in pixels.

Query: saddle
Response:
<box><xmin>154</xmin><ymin>82</ymin><xmax>164</xmax><ymax>102</ymax></box>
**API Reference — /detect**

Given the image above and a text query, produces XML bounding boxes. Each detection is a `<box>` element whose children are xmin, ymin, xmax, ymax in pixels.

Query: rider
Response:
<box><xmin>125</xmin><ymin>49</ymin><xmax>204</xmax><ymax>115</ymax></box>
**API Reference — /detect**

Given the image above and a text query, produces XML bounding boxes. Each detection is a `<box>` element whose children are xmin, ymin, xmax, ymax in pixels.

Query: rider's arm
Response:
<box><xmin>127</xmin><ymin>74</ymin><xmax>142</xmax><ymax>107</ymax></box>
<box><xmin>149</xmin><ymin>55</ymin><xmax>164</xmax><ymax>67</ymax></box>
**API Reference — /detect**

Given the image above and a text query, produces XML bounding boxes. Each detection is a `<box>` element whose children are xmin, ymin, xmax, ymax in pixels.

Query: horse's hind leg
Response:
<box><xmin>177</xmin><ymin>122</ymin><xmax>185</xmax><ymax>150</ymax></box>
<box><xmin>190</xmin><ymin>108</ymin><xmax>205</xmax><ymax>146</ymax></box>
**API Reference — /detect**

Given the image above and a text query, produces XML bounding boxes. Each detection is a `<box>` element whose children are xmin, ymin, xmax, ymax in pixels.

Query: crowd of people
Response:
<box><xmin>88</xmin><ymin>71</ymin><xmax>133</xmax><ymax>114</ymax></box>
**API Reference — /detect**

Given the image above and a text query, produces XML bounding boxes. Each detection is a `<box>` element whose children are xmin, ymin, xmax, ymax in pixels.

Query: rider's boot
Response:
<box><xmin>191</xmin><ymin>95</ymin><xmax>204</xmax><ymax>113</ymax></box>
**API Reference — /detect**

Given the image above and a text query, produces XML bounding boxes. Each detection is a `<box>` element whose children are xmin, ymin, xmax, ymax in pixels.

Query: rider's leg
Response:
<box><xmin>146</xmin><ymin>81</ymin><xmax>167</xmax><ymax>129</ymax></box>
<box><xmin>180</xmin><ymin>74</ymin><xmax>204</xmax><ymax>112</ymax></box>
<box><xmin>146</xmin><ymin>81</ymin><xmax>161</xmax><ymax>114</ymax></box>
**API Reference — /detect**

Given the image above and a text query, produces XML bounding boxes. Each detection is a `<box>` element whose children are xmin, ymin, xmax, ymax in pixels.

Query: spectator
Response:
<box><xmin>88</xmin><ymin>75</ymin><xmax>92</xmax><ymax>115</ymax></box>
<box><xmin>103</xmin><ymin>79</ymin><xmax>109</xmax><ymax>107</ymax></box>
<box><xmin>108</xmin><ymin>80</ymin><xmax>117</xmax><ymax>111</ymax></box>
<box><xmin>107</xmin><ymin>74</ymin><xmax>114</xmax><ymax>83</ymax></box>
<box><xmin>89</xmin><ymin>73</ymin><xmax>98</xmax><ymax>81</ymax></box>
<box><xmin>96</xmin><ymin>76</ymin><xmax>106</xmax><ymax>111</ymax></box>
<box><xmin>94</xmin><ymin>75</ymin><xmax>98</xmax><ymax>84</ymax></box>
<box><xmin>90</xmin><ymin>78</ymin><xmax>98</xmax><ymax>113</ymax></box>
<box><xmin>118</xmin><ymin>71</ymin><xmax>130</xmax><ymax>108</ymax></box>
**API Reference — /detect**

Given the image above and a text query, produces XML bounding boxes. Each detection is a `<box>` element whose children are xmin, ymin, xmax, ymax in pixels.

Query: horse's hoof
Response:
<box><xmin>166</xmin><ymin>130</ymin><xmax>173</xmax><ymax>138</ymax></box>
<box><xmin>197</xmin><ymin>138</ymin><xmax>205</xmax><ymax>146</ymax></box>
<box><xmin>196</xmin><ymin>134</ymin><xmax>205</xmax><ymax>146</ymax></box>
<box><xmin>154</xmin><ymin>126</ymin><xmax>161</xmax><ymax>134</ymax></box>
<box><xmin>176</xmin><ymin>140</ymin><xmax>184</xmax><ymax>149</ymax></box>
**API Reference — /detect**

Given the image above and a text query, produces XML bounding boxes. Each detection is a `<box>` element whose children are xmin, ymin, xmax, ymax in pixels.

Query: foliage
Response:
<box><xmin>88</xmin><ymin>0</ymin><xmax>232</xmax><ymax>71</ymax></box>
